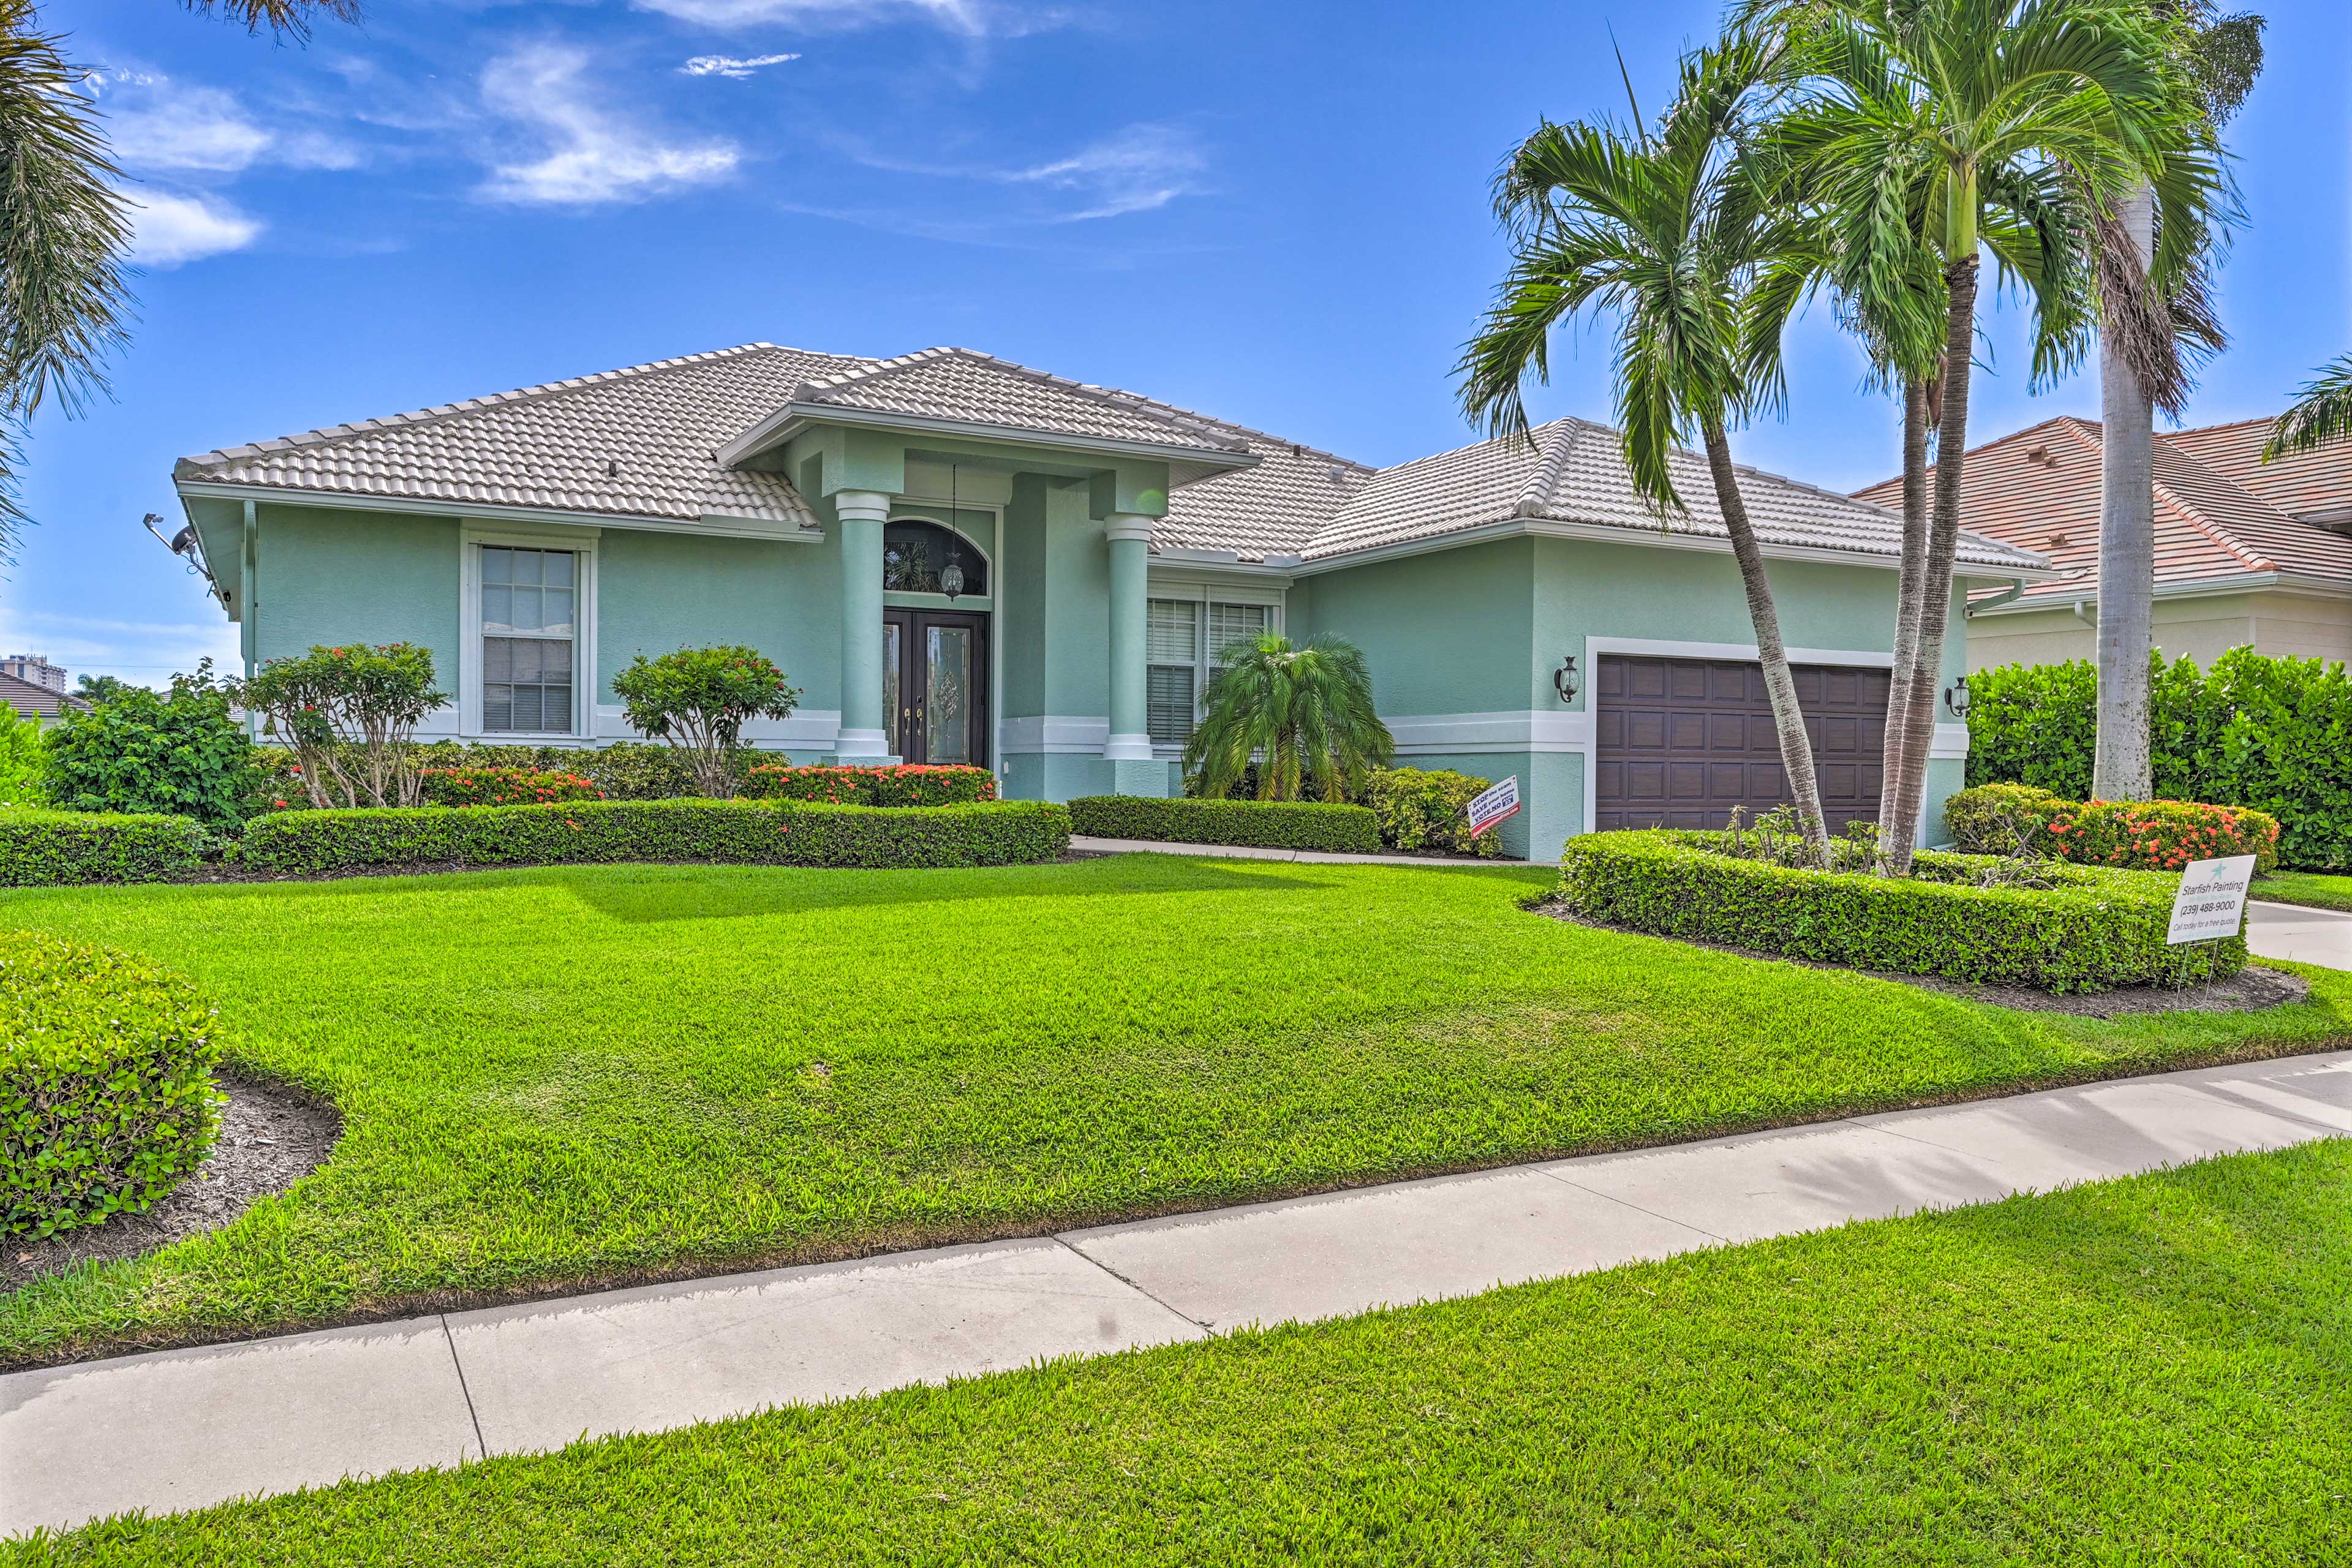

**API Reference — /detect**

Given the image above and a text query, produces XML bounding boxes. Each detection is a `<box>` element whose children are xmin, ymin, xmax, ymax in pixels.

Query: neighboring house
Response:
<box><xmin>0</xmin><ymin>669</ymin><xmax>88</xmax><ymax>725</ymax></box>
<box><xmin>1855</xmin><ymin>415</ymin><xmax>2352</xmax><ymax>673</ymax></box>
<box><xmin>170</xmin><ymin>344</ymin><xmax>2049</xmax><ymax>857</ymax></box>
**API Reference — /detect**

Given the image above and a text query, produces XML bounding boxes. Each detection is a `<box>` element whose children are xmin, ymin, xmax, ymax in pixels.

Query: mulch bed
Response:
<box><xmin>1532</xmin><ymin>901</ymin><xmax>2311</xmax><ymax>1018</ymax></box>
<box><xmin>4</xmin><ymin>1073</ymin><xmax>341</xmax><ymax>1291</ymax></box>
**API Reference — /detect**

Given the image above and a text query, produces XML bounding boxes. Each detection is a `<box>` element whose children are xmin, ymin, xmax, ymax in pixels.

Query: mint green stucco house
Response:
<box><xmin>170</xmin><ymin>343</ymin><xmax>2051</xmax><ymax>859</ymax></box>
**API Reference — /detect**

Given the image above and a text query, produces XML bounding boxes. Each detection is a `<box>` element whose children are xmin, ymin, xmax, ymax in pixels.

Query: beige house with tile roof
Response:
<box><xmin>1855</xmin><ymin>414</ymin><xmax>2352</xmax><ymax>672</ymax></box>
<box><xmin>171</xmin><ymin>341</ymin><xmax>2050</xmax><ymax>858</ymax></box>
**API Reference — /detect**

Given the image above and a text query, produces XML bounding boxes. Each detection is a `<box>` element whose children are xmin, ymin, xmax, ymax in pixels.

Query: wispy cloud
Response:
<box><xmin>680</xmin><ymin>52</ymin><xmax>802</xmax><ymax>78</ymax></box>
<box><xmin>96</xmin><ymin>70</ymin><xmax>359</xmax><ymax>175</ymax></box>
<box><xmin>126</xmin><ymin>190</ymin><xmax>263</xmax><ymax>266</ymax></box>
<box><xmin>1008</xmin><ymin>123</ymin><xmax>1204</xmax><ymax>220</ymax></box>
<box><xmin>477</xmin><ymin>43</ymin><xmax>740</xmax><ymax>206</ymax></box>
<box><xmin>0</xmin><ymin>607</ymin><xmax>239</xmax><ymax>687</ymax></box>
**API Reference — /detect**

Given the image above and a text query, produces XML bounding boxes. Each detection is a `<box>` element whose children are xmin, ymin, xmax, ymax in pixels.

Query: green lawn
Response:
<box><xmin>2255</xmin><ymin>870</ymin><xmax>2352</xmax><ymax>914</ymax></box>
<box><xmin>5</xmin><ymin>854</ymin><xmax>2350</xmax><ymax>1366</ymax></box>
<box><xmin>15</xmin><ymin>1139</ymin><xmax>2349</xmax><ymax>1565</ymax></box>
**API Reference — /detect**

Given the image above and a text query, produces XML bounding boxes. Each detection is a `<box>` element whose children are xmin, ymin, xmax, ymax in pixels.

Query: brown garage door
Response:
<box><xmin>1593</xmin><ymin>655</ymin><xmax>1888</xmax><ymax>832</ymax></box>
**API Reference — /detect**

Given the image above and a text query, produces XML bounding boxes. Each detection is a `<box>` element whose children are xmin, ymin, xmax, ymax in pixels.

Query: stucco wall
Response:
<box><xmin>253</xmin><ymin>504</ymin><xmax>462</xmax><ymax>681</ymax></box>
<box><xmin>1966</xmin><ymin>589</ymin><xmax>2352</xmax><ymax>672</ymax></box>
<box><xmin>597</xmin><ymin>528</ymin><xmax>837</xmax><ymax>709</ymax></box>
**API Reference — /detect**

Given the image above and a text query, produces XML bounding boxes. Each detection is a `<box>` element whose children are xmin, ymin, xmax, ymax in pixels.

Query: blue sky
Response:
<box><xmin>12</xmin><ymin>0</ymin><xmax>2348</xmax><ymax>684</ymax></box>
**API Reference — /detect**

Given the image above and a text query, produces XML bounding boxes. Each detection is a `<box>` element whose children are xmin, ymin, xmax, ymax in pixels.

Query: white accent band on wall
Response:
<box><xmin>1928</xmin><ymin>722</ymin><xmax>1970</xmax><ymax>760</ymax></box>
<box><xmin>1384</xmin><ymin>710</ymin><xmax>1593</xmax><ymax>755</ymax></box>
<box><xmin>1000</xmin><ymin>715</ymin><xmax>1110</xmax><ymax>755</ymax></box>
<box><xmin>593</xmin><ymin>706</ymin><xmax>841</xmax><ymax>747</ymax></box>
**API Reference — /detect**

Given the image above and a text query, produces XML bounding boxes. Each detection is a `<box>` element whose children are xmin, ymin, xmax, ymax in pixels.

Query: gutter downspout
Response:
<box><xmin>2070</xmin><ymin>598</ymin><xmax>2095</xmax><ymax>628</ymax></box>
<box><xmin>1964</xmin><ymin>578</ymin><xmax>2027</xmax><ymax>619</ymax></box>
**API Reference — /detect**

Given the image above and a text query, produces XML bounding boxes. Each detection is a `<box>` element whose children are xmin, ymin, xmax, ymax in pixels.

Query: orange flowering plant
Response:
<box><xmin>2044</xmin><ymin>799</ymin><xmax>2281</xmax><ymax>875</ymax></box>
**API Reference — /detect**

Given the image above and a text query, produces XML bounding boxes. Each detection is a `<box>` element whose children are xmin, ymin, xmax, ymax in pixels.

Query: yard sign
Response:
<box><xmin>1466</xmin><ymin>775</ymin><xmax>1520</xmax><ymax>837</ymax></box>
<box><xmin>2166</xmin><ymin>854</ymin><xmax>2259</xmax><ymax>945</ymax></box>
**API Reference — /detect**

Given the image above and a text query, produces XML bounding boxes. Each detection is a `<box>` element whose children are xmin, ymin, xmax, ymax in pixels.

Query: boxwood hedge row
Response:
<box><xmin>233</xmin><ymin>797</ymin><xmax>1071</xmax><ymax>873</ymax></box>
<box><xmin>1556</xmin><ymin>831</ymin><xmax>2245</xmax><ymax>993</ymax></box>
<box><xmin>3</xmin><ymin>932</ymin><xmax>222</xmax><ymax>1238</ymax></box>
<box><xmin>1068</xmin><ymin>795</ymin><xmax>1381</xmax><ymax>853</ymax></box>
<box><xmin>0</xmin><ymin>807</ymin><xmax>208</xmax><ymax>886</ymax></box>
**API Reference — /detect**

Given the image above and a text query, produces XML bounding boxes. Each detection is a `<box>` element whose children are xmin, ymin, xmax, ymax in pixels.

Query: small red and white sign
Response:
<box><xmin>1466</xmin><ymin>775</ymin><xmax>1520</xmax><ymax>837</ymax></box>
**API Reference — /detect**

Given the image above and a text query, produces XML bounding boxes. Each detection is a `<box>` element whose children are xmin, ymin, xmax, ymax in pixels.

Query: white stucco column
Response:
<box><xmin>834</xmin><ymin>489</ymin><xmax>894</xmax><ymax>761</ymax></box>
<box><xmin>1102</xmin><ymin>513</ymin><xmax>1168</xmax><ymax>796</ymax></box>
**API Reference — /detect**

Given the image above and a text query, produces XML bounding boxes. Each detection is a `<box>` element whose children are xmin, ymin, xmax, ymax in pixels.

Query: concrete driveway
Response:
<box><xmin>2248</xmin><ymin>900</ymin><xmax>2352</xmax><ymax>970</ymax></box>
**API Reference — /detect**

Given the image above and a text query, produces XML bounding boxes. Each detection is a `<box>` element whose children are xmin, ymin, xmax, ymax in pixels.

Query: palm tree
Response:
<box><xmin>1457</xmin><ymin>34</ymin><xmax>1844</xmax><ymax>864</ymax></box>
<box><xmin>2090</xmin><ymin>2</ymin><xmax>2258</xmax><ymax>803</ymax></box>
<box><xmin>1744</xmin><ymin>0</ymin><xmax>2206</xmax><ymax>872</ymax></box>
<box><xmin>1183</xmin><ymin>633</ymin><xmax>1393</xmax><ymax>803</ymax></box>
<box><xmin>2262</xmin><ymin>355</ymin><xmax>2352</xmax><ymax>459</ymax></box>
<box><xmin>0</xmin><ymin>0</ymin><xmax>358</xmax><ymax>554</ymax></box>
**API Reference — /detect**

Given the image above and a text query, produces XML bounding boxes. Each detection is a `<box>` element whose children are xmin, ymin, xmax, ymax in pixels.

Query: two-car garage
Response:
<box><xmin>1591</xmin><ymin>654</ymin><xmax>1890</xmax><ymax>833</ymax></box>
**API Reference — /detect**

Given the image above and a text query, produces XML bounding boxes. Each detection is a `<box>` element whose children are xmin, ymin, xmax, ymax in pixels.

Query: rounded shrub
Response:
<box><xmin>2</xmin><ymin>932</ymin><xmax>224</xmax><ymax>1238</ymax></box>
<box><xmin>2048</xmin><ymin>799</ymin><xmax>2281</xmax><ymax>876</ymax></box>
<box><xmin>1364</xmin><ymin>767</ymin><xmax>1502</xmax><ymax>857</ymax></box>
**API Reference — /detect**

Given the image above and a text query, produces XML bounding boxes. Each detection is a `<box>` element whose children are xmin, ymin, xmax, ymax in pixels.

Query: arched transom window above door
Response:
<box><xmin>882</xmin><ymin>521</ymin><xmax>987</xmax><ymax>598</ymax></box>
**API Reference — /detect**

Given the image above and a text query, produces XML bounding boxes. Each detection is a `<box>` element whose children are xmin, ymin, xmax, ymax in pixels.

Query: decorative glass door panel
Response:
<box><xmin>883</xmin><ymin>609</ymin><xmax>990</xmax><ymax>767</ymax></box>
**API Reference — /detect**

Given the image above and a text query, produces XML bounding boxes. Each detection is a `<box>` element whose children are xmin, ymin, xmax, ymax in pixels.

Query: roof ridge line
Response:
<box><xmin>1513</xmin><ymin>419</ymin><xmax>1584</xmax><ymax>516</ymax></box>
<box><xmin>178</xmin><ymin>343</ymin><xmax>872</xmax><ymax>471</ymax></box>
<box><xmin>2148</xmin><ymin>442</ymin><xmax>2283</xmax><ymax>575</ymax></box>
<box><xmin>797</xmin><ymin>345</ymin><xmax>1258</xmax><ymax>455</ymax></box>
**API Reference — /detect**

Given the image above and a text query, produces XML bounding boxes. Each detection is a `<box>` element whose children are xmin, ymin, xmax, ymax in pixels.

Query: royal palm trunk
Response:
<box><xmin>2094</xmin><ymin>179</ymin><xmax>2158</xmax><ymax>802</ymax></box>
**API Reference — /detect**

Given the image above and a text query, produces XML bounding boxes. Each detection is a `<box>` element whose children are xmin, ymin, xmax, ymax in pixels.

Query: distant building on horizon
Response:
<box><xmin>0</xmin><ymin>654</ymin><xmax>66</xmax><ymax>693</ymax></box>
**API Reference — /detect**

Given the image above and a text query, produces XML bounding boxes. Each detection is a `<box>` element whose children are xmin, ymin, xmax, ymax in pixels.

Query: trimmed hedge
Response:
<box><xmin>743</xmin><ymin>764</ymin><xmax>998</xmax><ymax>807</ymax></box>
<box><xmin>0</xmin><ymin>807</ymin><xmax>207</xmax><ymax>886</ymax></box>
<box><xmin>418</xmin><ymin>766</ymin><xmax>605</xmax><ymax>808</ymax></box>
<box><xmin>1069</xmin><ymin>795</ymin><xmax>1381</xmax><ymax>853</ymax></box>
<box><xmin>1968</xmin><ymin>648</ymin><xmax>2352</xmax><ymax>869</ymax></box>
<box><xmin>1556</xmin><ymin>831</ymin><xmax>2244</xmax><ymax>993</ymax></box>
<box><xmin>1945</xmin><ymin>785</ymin><xmax>2281</xmax><ymax>874</ymax></box>
<box><xmin>3</xmin><ymin>931</ymin><xmax>222</xmax><ymax>1238</ymax></box>
<box><xmin>233</xmin><ymin>797</ymin><xmax>1069</xmax><ymax>873</ymax></box>
<box><xmin>1364</xmin><ymin>767</ymin><xmax>1503</xmax><ymax>857</ymax></box>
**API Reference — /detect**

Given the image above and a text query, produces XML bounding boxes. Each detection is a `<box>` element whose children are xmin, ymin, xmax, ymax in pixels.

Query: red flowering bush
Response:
<box><xmin>2045</xmin><ymin>798</ymin><xmax>2280</xmax><ymax>875</ymax></box>
<box><xmin>419</xmin><ymin>766</ymin><xmax>605</xmax><ymax>809</ymax></box>
<box><xmin>742</xmin><ymin>764</ymin><xmax>997</xmax><ymax>807</ymax></box>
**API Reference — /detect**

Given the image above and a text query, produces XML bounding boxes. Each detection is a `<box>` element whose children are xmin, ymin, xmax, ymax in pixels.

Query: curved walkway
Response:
<box><xmin>4</xmin><ymin>1046</ymin><xmax>2348</xmax><ymax>1539</ymax></box>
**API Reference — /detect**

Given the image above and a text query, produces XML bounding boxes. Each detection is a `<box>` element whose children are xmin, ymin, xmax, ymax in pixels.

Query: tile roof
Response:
<box><xmin>787</xmin><ymin>348</ymin><xmax>1253</xmax><ymax>456</ymax></box>
<box><xmin>1305</xmin><ymin>416</ymin><xmax>2048</xmax><ymax>571</ymax></box>
<box><xmin>1853</xmin><ymin>414</ymin><xmax>2352</xmax><ymax>606</ymax></box>
<box><xmin>0</xmin><ymin>671</ymin><xmax>88</xmax><ymax>720</ymax></box>
<box><xmin>175</xmin><ymin>341</ymin><xmax>2037</xmax><ymax>573</ymax></box>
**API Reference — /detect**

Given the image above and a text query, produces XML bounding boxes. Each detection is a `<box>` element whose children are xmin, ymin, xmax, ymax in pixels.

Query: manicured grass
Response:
<box><xmin>4</xmin><ymin>855</ymin><xmax>2349</xmax><ymax>1366</ymax></box>
<box><xmin>2256</xmin><ymin>870</ymin><xmax>2352</xmax><ymax>914</ymax></box>
<box><xmin>15</xmin><ymin>1140</ymin><xmax>2350</xmax><ymax>1564</ymax></box>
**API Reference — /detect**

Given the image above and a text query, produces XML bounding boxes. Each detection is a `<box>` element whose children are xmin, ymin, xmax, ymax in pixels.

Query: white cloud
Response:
<box><xmin>0</xmin><ymin>608</ymin><xmax>241</xmax><ymax>690</ymax></box>
<box><xmin>127</xmin><ymin>191</ymin><xmax>263</xmax><ymax>266</ymax></box>
<box><xmin>1009</xmin><ymin>123</ymin><xmax>1205</xmax><ymax>220</ymax></box>
<box><xmin>477</xmin><ymin>43</ymin><xmax>740</xmax><ymax>206</ymax></box>
<box><xmin>680</xmin><ymin>52</ymin><xmax>802</xmax><ymax>78</ymax></box>
<box><xmin>98</xmin><ymin>71</ymin><xmax>358</xmax><ymax>175</ymax></box>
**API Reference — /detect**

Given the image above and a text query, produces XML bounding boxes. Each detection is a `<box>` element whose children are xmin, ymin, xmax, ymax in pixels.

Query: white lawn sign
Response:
<box><xmin>2166</xmin><ymin>854</ymin><xmax>2259</xmax><ymax>945</ymax></box>
<box><xmin>1466</xmin><ymin>775</ymin><xmax>1520</xmax><ymax>837</ymax></box>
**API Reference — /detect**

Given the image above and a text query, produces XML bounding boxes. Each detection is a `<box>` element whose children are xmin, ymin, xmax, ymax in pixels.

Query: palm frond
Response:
<box><xmin>180</xmin><ymin>0</ymin><xmax>363</xmax><ymax>44</ymax></box>
<box><xmin>2263</xmin><ymin>355</ymin><xmax>2352</xmax><ymax>462</ymax></box>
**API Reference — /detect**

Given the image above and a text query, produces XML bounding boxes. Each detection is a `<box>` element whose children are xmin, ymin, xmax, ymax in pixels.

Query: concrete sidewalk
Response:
<box><xmin>4</xmin><ymin>1048</ymin><xmax>2346</xmax><ymax>1538</ymax></box>
<box><xmin>2248</xmin><ymin>899</ymin><xmax>2352</xmax><ymax>969</ymax></box>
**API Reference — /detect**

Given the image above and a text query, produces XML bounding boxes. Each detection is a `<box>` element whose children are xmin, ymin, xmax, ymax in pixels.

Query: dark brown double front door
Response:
<box><xmin>1592</xmin><ymin>654</ymin><xmax>1889</xmax><ymax>832</ymax></box>
<box><xmin>884</xmin><ymin>609</ymin><xmax>990</xmax><ymax>767</ymax></box>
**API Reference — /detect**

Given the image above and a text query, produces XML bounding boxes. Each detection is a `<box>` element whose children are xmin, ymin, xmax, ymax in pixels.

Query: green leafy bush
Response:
<box><xmin>1969</xmin><ymin>648</ymin><xmax>2351</xmax><ymax>869</ymax></box>
<box><xmin>0</xmin><ymin>706</ymin><xmax>44</xmax><ymax>805</ymax></box>
<box><xmin>611</xmin><ymin>646</ymin><xmax>800</xmax><ymax>797</ymax></box>
<box><xmin>1069</xmin><ymin>795</ymin><xmax>1381</xmax><ymax>853</ymax></box>
<box><xmin>571</xmin><ymin>741</ymin><xmax>725</xmax><ymax>801</ymax></box>
<box><xmin>2</xmin><ymin>932</ymin><xmax>223</xmax><ymax>1238</ymax></box>
<box><xmin>1556</xmin><ymin>831</ymin><xmax>2244</xmax><ymax>993</ymax></box>
<box><xmin>1942</xmin><ymin>783</ymin><xmax>2075</xmax><ymax>854</ymax></box>
<box><xmin>2047</xmin><ymin>799</ymin><xmax>2281</xmax><ymax>875</ymax></box>
<box><xmin>420</xmin><ymin>766</ymin><xmax>605</xmax><ymax>808</ymax></box>
<box><xmin>1364</xmin><ymin>767</ymin><xmax>1501</xmax><ymax>857</ymax></box>
<box><xmin>234</xmin><ymin>797</ymin><xmax>1069</xmax><ymax>874</ymax></box>
<box><xmin>40</xmin><ymin>662</ymin><xmax>253</xmax><ymax>825</ymax></box>
<box><xmin>0</xmin><ymin>809</ymin><xmax>208</xmax><ymax>885</ymax></box>
<box><xmin>225</xmin><ymin>643</ymin><xmax>448</xmax><ymax>809</ymax></box>
<box><xmin>743</xmin><ymin>764</ymin><xmax>997</xmax><ymax>806</ymax></box>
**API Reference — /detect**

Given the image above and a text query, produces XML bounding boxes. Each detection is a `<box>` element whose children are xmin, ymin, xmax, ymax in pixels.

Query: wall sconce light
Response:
<box><xmin>1943</xmin><ymin>675</ymin><xmax>1970</xmax><ymax>718</ymax></box>
<box><xmin>1554</xmin><ymin>655</ymin><xmax>1580</xmax><ymax>703</ymax></box>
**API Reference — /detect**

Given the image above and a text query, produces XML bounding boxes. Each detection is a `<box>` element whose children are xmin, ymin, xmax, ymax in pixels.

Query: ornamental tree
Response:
<box><xmin>226</xmin><ymin>643</ymin><xmax>447</xmax><ymax>809</ymax></box>
<box><xmin>611</xmin><ymin>646</ymin><xmax>799</xmax><ymax>797</ymax></box>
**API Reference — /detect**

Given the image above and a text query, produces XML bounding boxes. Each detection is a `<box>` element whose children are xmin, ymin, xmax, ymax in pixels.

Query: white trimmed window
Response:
<box><xmin>481</xmin><ymin>546</ymin><xmax>576</xmax><ymax>734</ymax></box>
<box><xmin>1145</xmin><ymin>598</ymin><xmax>1276</xmax><ymax>747</ymax></box>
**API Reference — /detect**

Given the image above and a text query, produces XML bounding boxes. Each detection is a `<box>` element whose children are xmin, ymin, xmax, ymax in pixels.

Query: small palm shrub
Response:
<box><xmin>1183</xmin><ymin>633</ymin><xmax>1393</xmax><ymax>802</ymax></box>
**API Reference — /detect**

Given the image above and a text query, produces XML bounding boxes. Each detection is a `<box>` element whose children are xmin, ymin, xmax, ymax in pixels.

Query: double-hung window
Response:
<box><xmin>1144</xmin><ymin>598</ymin><xmax>1275</xmax><ymax>748</ymax></box>
<box><xmin>481</xmin><ymin>546</ymin><xmax>576</xmax><ymax>734</ymax></box>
